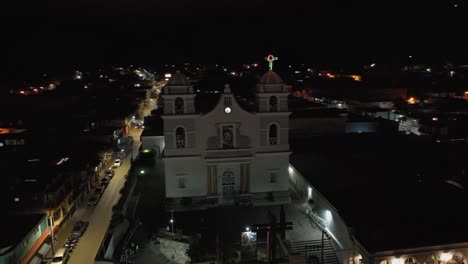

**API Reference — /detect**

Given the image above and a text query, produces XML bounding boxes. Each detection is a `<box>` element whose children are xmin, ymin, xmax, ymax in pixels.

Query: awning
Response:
<box><xmin>37</xmin><ymin>243</ymin><xmax>51</xmax><ymax>257</ymax></box>
<box><xmin>28</xmin><ymin>255</ymin><xmax>42</xmax><ymax>264</ymax></box>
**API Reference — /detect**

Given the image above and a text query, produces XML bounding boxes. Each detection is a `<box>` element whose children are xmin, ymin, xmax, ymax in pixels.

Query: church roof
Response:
<box><xmin>260</xmin><ymin>71</ymin><xmax>283</xmax><ymax>85</ymax></box>
<box><xmin>167</xmin><ymin>71</ymin><xmax>191</xmax><ymax>86</ymax></box>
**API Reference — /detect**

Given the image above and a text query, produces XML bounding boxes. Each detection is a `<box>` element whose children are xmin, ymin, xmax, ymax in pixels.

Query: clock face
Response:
<box><xmin>224</xmin><ymin>107</ymin><xmax>231</xmax><ymax>114</ymax></box>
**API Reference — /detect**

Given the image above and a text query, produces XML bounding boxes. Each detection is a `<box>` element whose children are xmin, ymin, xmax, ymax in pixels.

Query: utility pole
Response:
<box><xmin>49</xmin><ymin>214</ymin><xmax>55</xmax><ymax>256</ymax></box>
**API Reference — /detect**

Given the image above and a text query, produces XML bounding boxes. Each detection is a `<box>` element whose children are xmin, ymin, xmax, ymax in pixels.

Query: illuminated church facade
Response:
<box><xmin>161</xmin><ymin>66</ymin><xmax>291</xmax><ymax>209</ymax></box>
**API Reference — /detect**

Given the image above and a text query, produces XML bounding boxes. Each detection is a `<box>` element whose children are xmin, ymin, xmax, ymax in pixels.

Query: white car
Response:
<box><xmin>113</xmin><ymin>159</ymin><xmax>122</xmax><ymax>167</ymax></box>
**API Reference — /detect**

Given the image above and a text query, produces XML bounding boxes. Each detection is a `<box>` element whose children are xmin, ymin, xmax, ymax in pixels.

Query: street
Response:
<box><xmin>47</xmin><ymin>98</ymin><xmax>155</xmax><ymax>264</ymax></box>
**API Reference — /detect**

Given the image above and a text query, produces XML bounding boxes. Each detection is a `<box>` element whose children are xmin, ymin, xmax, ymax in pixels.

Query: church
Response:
<box><xmin>159</xmin><ymin>65</ymin><xmax>291</xmax><ymax>209</ymax></box>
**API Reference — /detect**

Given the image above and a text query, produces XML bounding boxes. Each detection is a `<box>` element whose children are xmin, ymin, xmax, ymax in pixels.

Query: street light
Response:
<box><xmin>140</xmin><ymin>170</ymin><xmax>145</xmax><ymax>174</ymax></box>
<box><xmin>170</xmin><ymin>210</ymin><xmax>174</xmax><ymax>235</ymax></box>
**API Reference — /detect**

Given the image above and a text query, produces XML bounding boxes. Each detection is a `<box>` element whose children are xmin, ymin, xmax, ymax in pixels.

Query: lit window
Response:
<box><xmin>175</xmin><ymin>127</ymin><xmax>186</xmax><ymax>148</ymax></box>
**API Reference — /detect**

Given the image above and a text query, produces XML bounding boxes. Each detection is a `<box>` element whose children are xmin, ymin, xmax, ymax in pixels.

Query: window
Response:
<box><xmin>269</xmin><ymin>96</ymin><xmax>278</xmax><ymax>112</ymax></box>
<box><xmin>221</xmin><ymin>125</ymin><xmax>234</xmax><ymax>148</ymax></box>
<box><xmin>175</xmin><ymin>127</ymin><xmax>186</xmax><ymax>148</ymax></box>
<box><xmin>269</xmin><ymin>124</ymin><xmax>278</xmax><ymax>145</ymax></box>
<box><xmin>222</xmin><ymin>169</ymin><xmax>235</xmax><ymax>201</ymax></box>
<box><xmin>269</xmin><ymin>172</ymin><xmax>278</xmax><ymax>183</ymax></box>
<box><xmin>224</xmin><ymin>96</ymin><xmax>232</xmax><ymax>106</ymax></box>
<box><xmin>177</xmin><ymin>176</ymin><xmax>186</xmax><ymax>189</ymax></box>
<box><xmin>175</xmin><ymin>97</ymin><xmax>184</xmax><ymax>114</ymax></box>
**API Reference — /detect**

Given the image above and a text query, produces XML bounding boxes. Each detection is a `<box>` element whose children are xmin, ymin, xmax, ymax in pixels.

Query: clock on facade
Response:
<box><xmin>224</xmin><ymin>107</ymin><xmax>231</xmax><ymax>114</ymax></box>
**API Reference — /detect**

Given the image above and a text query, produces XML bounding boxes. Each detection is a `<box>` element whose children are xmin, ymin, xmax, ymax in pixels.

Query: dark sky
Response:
<box><xmin>1</xmin><ymin>0</ymin><xmax>467</xmax><ymax>79</ymax></box>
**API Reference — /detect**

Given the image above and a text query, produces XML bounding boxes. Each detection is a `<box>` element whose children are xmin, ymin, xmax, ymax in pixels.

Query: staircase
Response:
<box><xmin>290</xmin><ymin>237</ymin><xmax>340</xmax><ymax>264</ymax></box>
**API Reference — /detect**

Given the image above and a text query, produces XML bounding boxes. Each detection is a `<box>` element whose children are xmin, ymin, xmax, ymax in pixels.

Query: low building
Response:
<box><xmin>0</xmin><ymin>214</ymin><xmax>49</xmax><ymax>264</ymax></box>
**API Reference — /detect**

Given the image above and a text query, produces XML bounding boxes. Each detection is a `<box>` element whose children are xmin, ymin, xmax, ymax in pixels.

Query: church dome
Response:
<box><xmin>167</xmin><ymin>71</ymin><xmax>190</xmax><ymax>86</ymax></box>
<box><xmin>260</xmin><ymin>71</ymin><xmax>283</xmax><ymax>84</ymax></box>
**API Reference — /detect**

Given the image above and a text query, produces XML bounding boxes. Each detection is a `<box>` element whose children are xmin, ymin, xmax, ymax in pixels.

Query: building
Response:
<box><xmin>0</xmin><ymin>214</ymin><xmax>50</xmax><ymax>264</ymax></box>
<box><xmin>160</xmin><ymin>70</ymin><xmax>291</xmax><ymax>209</ymax></box>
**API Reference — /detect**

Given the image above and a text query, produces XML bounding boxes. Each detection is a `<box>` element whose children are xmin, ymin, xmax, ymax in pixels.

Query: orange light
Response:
<box><xmin>464</xmin><ymin>91</ymin><xmax>468</xmax><ymax>95</ymax></box>
<box><xmin>20</xmin><ymin>91</ymin><xmax>25</xmax><ymax>94</ymax></box>
<box><xmin>407</xmin><ymin>97</ymin><xmax>417</xmax><ymax>104</ymax></box>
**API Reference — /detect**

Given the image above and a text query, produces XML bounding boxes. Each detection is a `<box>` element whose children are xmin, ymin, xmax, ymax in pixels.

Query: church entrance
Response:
<box><xmin>222</xmin><ymin>169</ymin><xmax>236</xmax><ymax>202</ymax></box>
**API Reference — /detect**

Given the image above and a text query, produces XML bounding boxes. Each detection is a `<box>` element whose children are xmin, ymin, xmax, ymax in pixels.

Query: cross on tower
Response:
<box><xmin>265</xmin><ymin>54</ymin><xmax>278</xmax><ymax>71</ymax></box>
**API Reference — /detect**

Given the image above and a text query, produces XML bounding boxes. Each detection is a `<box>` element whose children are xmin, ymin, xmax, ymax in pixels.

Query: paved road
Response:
<box><xmin>46</xmin><ymin>98</ymin><xmax>155</xmax><ymax>263</ymax></box>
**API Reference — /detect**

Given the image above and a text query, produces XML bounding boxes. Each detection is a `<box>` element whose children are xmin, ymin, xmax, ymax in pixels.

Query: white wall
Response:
<box><xmin>165</xmin><ymin>157</ymin><xmax>206</xmax><ymax>198</ymax></box>
<box><xmin>251</xmin><ymin>154</ymin><xmax>289</xmax><ymax>193</ymax></box>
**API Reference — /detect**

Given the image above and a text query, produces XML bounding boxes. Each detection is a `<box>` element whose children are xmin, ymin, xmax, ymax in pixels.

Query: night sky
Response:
<box><xmin>2</xmin><ymin>0</ymin><xmax>467</xmax><ymax>79</ymax></box>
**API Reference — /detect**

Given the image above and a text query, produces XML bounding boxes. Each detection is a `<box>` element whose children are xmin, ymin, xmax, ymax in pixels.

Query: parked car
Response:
<box><xmin>88</xmin><ymin>192</ymin><xmax>101</xmax><ymax>206</ymax></box>
<box><xmin>51</xmin><ymin>247</ymin><xmax>70</xmax><ymax>264</ymax></box>
<box><xmin>100</xmin><ymin>177</ymin><xmax>110</xmax><ymax>187</ymax></box>
<box><xmin>113</xmin><ymin>159</ymin><xmax>122</xmax><ymax>167</ymax></box>
<box><xmin>71</xmin><ymin>220</ymin><xmax>89</xmax><ymax>238</ymax></box>
<box><xmin>105</xmin><ymin>169</ymin><xmax>115</xmax><ymax>178</ymax></box>
<box><xmin>95</xmin><ymin>186</ymin><xmax>105</xmax><ymax>194</ymax></box>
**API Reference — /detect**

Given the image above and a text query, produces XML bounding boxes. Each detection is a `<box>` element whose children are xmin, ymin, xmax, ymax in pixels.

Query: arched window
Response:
<box><xmin>269</xmin><ymin>96</ymin><xmax>278</xmax><ymax>112</ymax></box>
<box><xmin>269</xmin><ymin>124</ymin><xmax>278</xmax><ymax>145</ymax></box>
<box><xmin>405</xmin><ymin>257</ymin><xmax>417</xmax><ymax>264</ymax></box>
<box><xmin>175</xmin><ymin>127</ymin><xmax>186</xmax><ymax>148</ymax></box>
<box><xmin>175</xmin><ymin>97</ymin><xmax>184</xmax><ymax>114</ymax></box>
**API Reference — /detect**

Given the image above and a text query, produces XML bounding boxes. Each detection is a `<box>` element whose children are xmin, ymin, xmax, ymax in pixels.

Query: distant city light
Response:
<box><xmin>140</xmin><ymin>170</ymin><xmax>145</xmax><ymax>174</ymax></box>
<box><xmin>426</xmin><ymin>68</ymin><xmax>431</xmax><ymax>72</ymax></box>
<box><xmin>440</xmin><ymin>253</ymin><xmax>452</xmax><ymax>262</ymax></box>
<box><xmin>392</xmin><ymin>258</ymin><xmax>404</xmax><ymax>264</ymax></box>
<box><xmin>164</xmin><ymin>73</ymin><xmax>172</xmax><ymax>78</ymax></box>
<box><xmin>408</xmin><ymin>55</ymin><xmax>412</xmax><ymax>58</ymax></box>
<box><xmin>407</xmin><ymin>97</ymin><xmax>417</xmax><ymax>104</ymax></box>
<box><xmin>245</xmin><ymin>226</ymin><xmax>250</xmax><ymax>232</ymax></box>
<box><xmin>14</xmin><ymin>198</ymin><xmax>20</xmax><ymax>202</ymax></box>
<box><xmin>370</xmin><ymin>63</ymin><xmax>376</xmax><ymax>67</ymax></box>
<box><xmin>134</xmin><ymin>83</ymin><xmax>140</xmax><ymax>87</ymax></box>
<box><xmin>432</xmin><ymin>117</ymin><xmax>438</xmax><ymax>121</ymax></box>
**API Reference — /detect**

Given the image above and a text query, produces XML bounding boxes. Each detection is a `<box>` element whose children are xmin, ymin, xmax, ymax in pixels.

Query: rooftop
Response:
<box><xmin>1</xmin><ymin>214</ymin><xmax>45</xmax><ymax>250</ymax></box>
<box><xmin>290</xmin><ymin>134</ymin><xmax>468</xmax><ymax>253</ymax></box>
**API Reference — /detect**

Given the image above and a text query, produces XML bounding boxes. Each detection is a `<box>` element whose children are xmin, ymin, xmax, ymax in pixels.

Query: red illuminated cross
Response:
<box><xmin>265</xmin><ymin>54</ymin><xmax>278</xmax><ymax>71</ymax></box>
